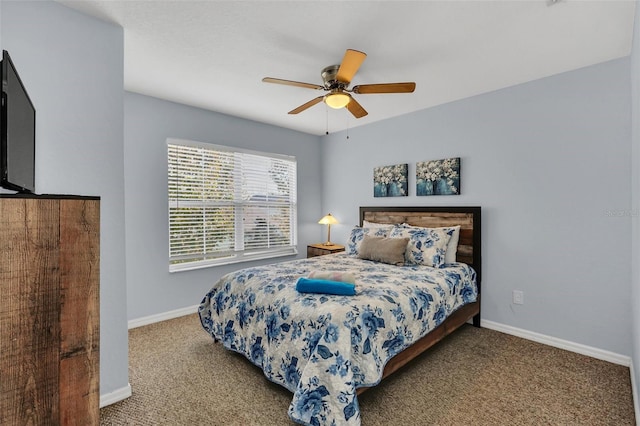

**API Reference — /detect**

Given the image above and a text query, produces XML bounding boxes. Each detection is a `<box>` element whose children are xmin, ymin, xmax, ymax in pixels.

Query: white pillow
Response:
<box><xmin>363</xmin><ymin>220</ymin><xmax>394</xmax><ymax>229</ymax></box>
<box><xmin>442</xmin><ymin>225</ymin><xmax>460</xmax><ymax>263</ymax></box>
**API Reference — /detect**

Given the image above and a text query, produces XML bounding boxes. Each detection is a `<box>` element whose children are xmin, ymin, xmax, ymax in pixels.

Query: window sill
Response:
<box><xmin>169</xmin><ymin>248</ymin><xmax>299</xmax><ymax>273</ymax></box>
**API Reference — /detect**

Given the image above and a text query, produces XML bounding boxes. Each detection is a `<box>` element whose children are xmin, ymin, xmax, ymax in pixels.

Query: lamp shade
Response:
<box><xmin>324</xmin><ymin>93</ymin><xmax>351</xmax><ymax>109</ymax></box>
<box><xmin>318</xmin><ymin>213</ymin><xmax>338</xmax><ymax>225</ymax></box>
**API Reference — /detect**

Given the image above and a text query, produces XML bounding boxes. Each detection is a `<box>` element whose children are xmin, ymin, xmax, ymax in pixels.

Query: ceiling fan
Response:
<box><xmin>262</xmin><ymin>49</ymin><xmax>416</xmax><ymax>119</ymax></box>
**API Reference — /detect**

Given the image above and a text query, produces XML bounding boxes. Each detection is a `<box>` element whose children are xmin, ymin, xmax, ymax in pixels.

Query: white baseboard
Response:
<box><xmin>128</xmin><ymin>304</ymin><xmax>200</xmax><ymax>330</ymax></box>
<box><xmin>127</xmin><ymin>309</ymin><xmax>631</xmax><ymax>363</ymax></box>
<box><xmin>481</xmin><ymin>319</ymin><xmax>631</xmax><ymax>367</ymax></box>
<box><xmin>100</xmin><ymin>383</ymin><xmax>132</xmax><ymax>408</ymax></box>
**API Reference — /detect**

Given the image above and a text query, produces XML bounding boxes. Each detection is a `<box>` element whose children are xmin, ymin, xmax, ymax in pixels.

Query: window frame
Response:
<box><xmin>167</xmin><ymin>138</ymin><xmax>298</xmax><ymax>272</ymax></box>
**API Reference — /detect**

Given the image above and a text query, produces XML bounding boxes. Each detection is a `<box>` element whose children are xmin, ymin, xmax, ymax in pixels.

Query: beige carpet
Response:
<box><xmin>100</xmin><ymin>314</ymin><xmax>635</xmax><ymax>425</ymax></box>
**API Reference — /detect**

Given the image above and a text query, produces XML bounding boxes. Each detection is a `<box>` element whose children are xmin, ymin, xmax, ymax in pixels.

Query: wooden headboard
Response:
<box><xmin>359</xmin><ymin>206</ymin><xmax>482</xmax><ymax>291</ymax></box>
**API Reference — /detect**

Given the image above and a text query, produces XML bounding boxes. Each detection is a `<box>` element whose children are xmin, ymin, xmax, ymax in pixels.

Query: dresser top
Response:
<box><xmin>0</xmin><ymin>193</ymin><xmax>99</xmax><ymax>200</ymax></box>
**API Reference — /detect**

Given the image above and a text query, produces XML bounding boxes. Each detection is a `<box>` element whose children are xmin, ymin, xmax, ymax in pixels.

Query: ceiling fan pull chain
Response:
<box><xmin>346</xmin><ymin>116</ymin><xmax>350</xmax><ymax>140</ymax></box>
<box><xmin>326</xmin><ymin>105</ymin><xmax>329</xmax><ymax>135</ymax></box>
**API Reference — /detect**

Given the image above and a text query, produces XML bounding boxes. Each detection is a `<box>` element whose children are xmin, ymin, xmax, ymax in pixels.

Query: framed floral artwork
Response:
<box><xmin>416</xmin><ymin>157</ymin><xmax>460</xmax><ymax>196</ymax></box>
<box><xmin>373</xmin><ymin>163</ymin><xmax>408</xmax><ymax>197</ymax></box>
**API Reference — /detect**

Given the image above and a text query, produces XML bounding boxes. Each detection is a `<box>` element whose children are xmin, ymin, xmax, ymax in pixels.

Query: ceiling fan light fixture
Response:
<box><xmin>324</xmin><ymin>92</ymin><xmax>351</xmax><ymax>109</ymax></box>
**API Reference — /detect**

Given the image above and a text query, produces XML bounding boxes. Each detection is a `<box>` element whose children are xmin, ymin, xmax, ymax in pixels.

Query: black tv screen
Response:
<box><xmin>1</xmin><ymin>50</ymin><xmax>35</xmax><ymax>193</ymax></box>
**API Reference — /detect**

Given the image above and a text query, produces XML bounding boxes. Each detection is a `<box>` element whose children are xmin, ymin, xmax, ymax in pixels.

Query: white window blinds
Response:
<box><xmin>168</xmin><ymin>139</ymin><xmax>297</xmax><ymax>271</ymax></box>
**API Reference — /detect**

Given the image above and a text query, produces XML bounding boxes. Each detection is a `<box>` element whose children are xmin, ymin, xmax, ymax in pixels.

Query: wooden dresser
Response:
<box><xmin>0</xmin><ymin>195</ymin><xmax>100</xmax><ymax>425</ymax></box>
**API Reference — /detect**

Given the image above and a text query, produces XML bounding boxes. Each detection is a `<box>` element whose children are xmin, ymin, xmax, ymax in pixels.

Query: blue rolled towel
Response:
<box><xmin>296</xmin><ymin>277</ymin><xmax>356</xmax><ymax>296</ymax></box>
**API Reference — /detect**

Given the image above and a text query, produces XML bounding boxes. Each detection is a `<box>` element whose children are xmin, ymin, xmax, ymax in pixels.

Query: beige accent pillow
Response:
<box><xmin>357</xmin><ymin>236</ymin><xmax>409</xmax><ymax>266</ymax></box>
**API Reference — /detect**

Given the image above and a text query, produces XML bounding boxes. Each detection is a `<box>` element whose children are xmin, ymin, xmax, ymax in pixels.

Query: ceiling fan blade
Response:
<box><xmin>288</xmin><ymin>96</ymin><xmax>324</xmax><ymax>115</ymax></box>
<box><xmin>262</xmin><ymin>77</ymin><xmax>324</xmax><ymax>90</ymax></box>
<box><xmin>336</xmin><ymin>49</ymin><xmax>367</xmax><ymax>84</ymax></box>
<box><xmin>352</xmin><ymin>82</ymin><xmax>416</xmax><ymax>94</ymax></box>
<box><xmin>346</xmin><ymin>97</ymin><xmax>368</xmax><ymax>119</ymax></box>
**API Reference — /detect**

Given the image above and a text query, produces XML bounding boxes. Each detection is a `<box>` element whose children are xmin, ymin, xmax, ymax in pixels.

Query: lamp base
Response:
<box><xmin>322</xmin><ymin>241</ymin><xmax>334</xmax><ymax>246</ymax></box>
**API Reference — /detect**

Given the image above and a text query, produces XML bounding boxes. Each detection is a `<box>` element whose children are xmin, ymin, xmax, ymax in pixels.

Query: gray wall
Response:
<box><xmin>321</xmin><ymin>58</ymin><xmax>632</xmax><ymax>356</ymax></box>
<box><xmin>1</xmin><ymin>1</ymin><xmax>128</xmax><ymax>396</ymax></box>
<box><xmin>124</xmin><ymin>92</ymin><xmax>322</xmax><ymax>320</ymax></box>
<box><xmin>631</xmin><ymin>0</ymin><xmax>640</xmax><ymax>408</ymax></box>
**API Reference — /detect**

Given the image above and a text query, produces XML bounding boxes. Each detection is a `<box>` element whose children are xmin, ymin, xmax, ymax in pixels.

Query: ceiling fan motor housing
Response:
<box><xmin>321</xmin><ymin>65</ymin><xmax>344</xmax><ymax>89</ymax></box>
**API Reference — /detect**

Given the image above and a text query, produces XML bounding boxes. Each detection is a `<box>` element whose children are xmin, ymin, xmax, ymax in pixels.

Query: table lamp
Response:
<box><xmin>318</xmin><ymin>213</ymin><xmax>338</xmax><ymax>246</ymax></box>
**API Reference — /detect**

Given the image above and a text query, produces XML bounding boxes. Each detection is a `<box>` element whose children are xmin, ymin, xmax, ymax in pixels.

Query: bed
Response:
<box><xmin>198</xmin><ymin>206</ymin><xmax>481</xmax><ymax>425</ymax></box>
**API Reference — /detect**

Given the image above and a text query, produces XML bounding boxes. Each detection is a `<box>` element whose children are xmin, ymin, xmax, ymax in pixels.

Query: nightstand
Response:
<box><xmin>307</xmin><ymin>243</ymin><xmax>345</xmax><ymax>258</ymax></box>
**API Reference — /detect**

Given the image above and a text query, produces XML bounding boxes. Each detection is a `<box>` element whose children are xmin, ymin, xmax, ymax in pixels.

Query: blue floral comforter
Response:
<box><xmin>198</xmin><ymin>253</ymin><xmax>477</xmax><ymax>426</ymax></box>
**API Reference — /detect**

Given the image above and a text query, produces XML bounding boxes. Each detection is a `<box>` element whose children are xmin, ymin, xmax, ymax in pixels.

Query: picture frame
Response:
<box><xmin>416</xmin><ymin>157</ymin><xmax>460</xmax><ymax>196</ymax></box>
<box><xmin>373</xmin><ymin>163</ymin><xmax>408</xmax><ymax>197</ymax></box>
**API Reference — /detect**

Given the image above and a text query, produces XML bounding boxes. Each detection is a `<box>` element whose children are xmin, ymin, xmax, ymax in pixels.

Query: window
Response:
<box><xmin>168</xmin><ymin>139</ymin><xmax>297</xmax><ymax>272</ymax></box>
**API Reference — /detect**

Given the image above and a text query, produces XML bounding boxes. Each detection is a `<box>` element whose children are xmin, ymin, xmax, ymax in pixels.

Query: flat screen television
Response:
<box><xmin>1</xmin><ymin>49</ymin><xmax>36</xmax><ymax>193</ymax></box>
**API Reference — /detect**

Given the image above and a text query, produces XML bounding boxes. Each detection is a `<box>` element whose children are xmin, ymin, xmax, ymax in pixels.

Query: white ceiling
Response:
<box><xmin>57</xmin><ymin>0</ymin><xmax>636</xmax><ymax>136</ymax></box>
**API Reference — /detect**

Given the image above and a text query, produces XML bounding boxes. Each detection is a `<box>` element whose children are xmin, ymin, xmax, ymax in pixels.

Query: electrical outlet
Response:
<box><xmin>512</xmin><ymin>290</ymin><xmax>524</xmax><ymax>305</ymax></box>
